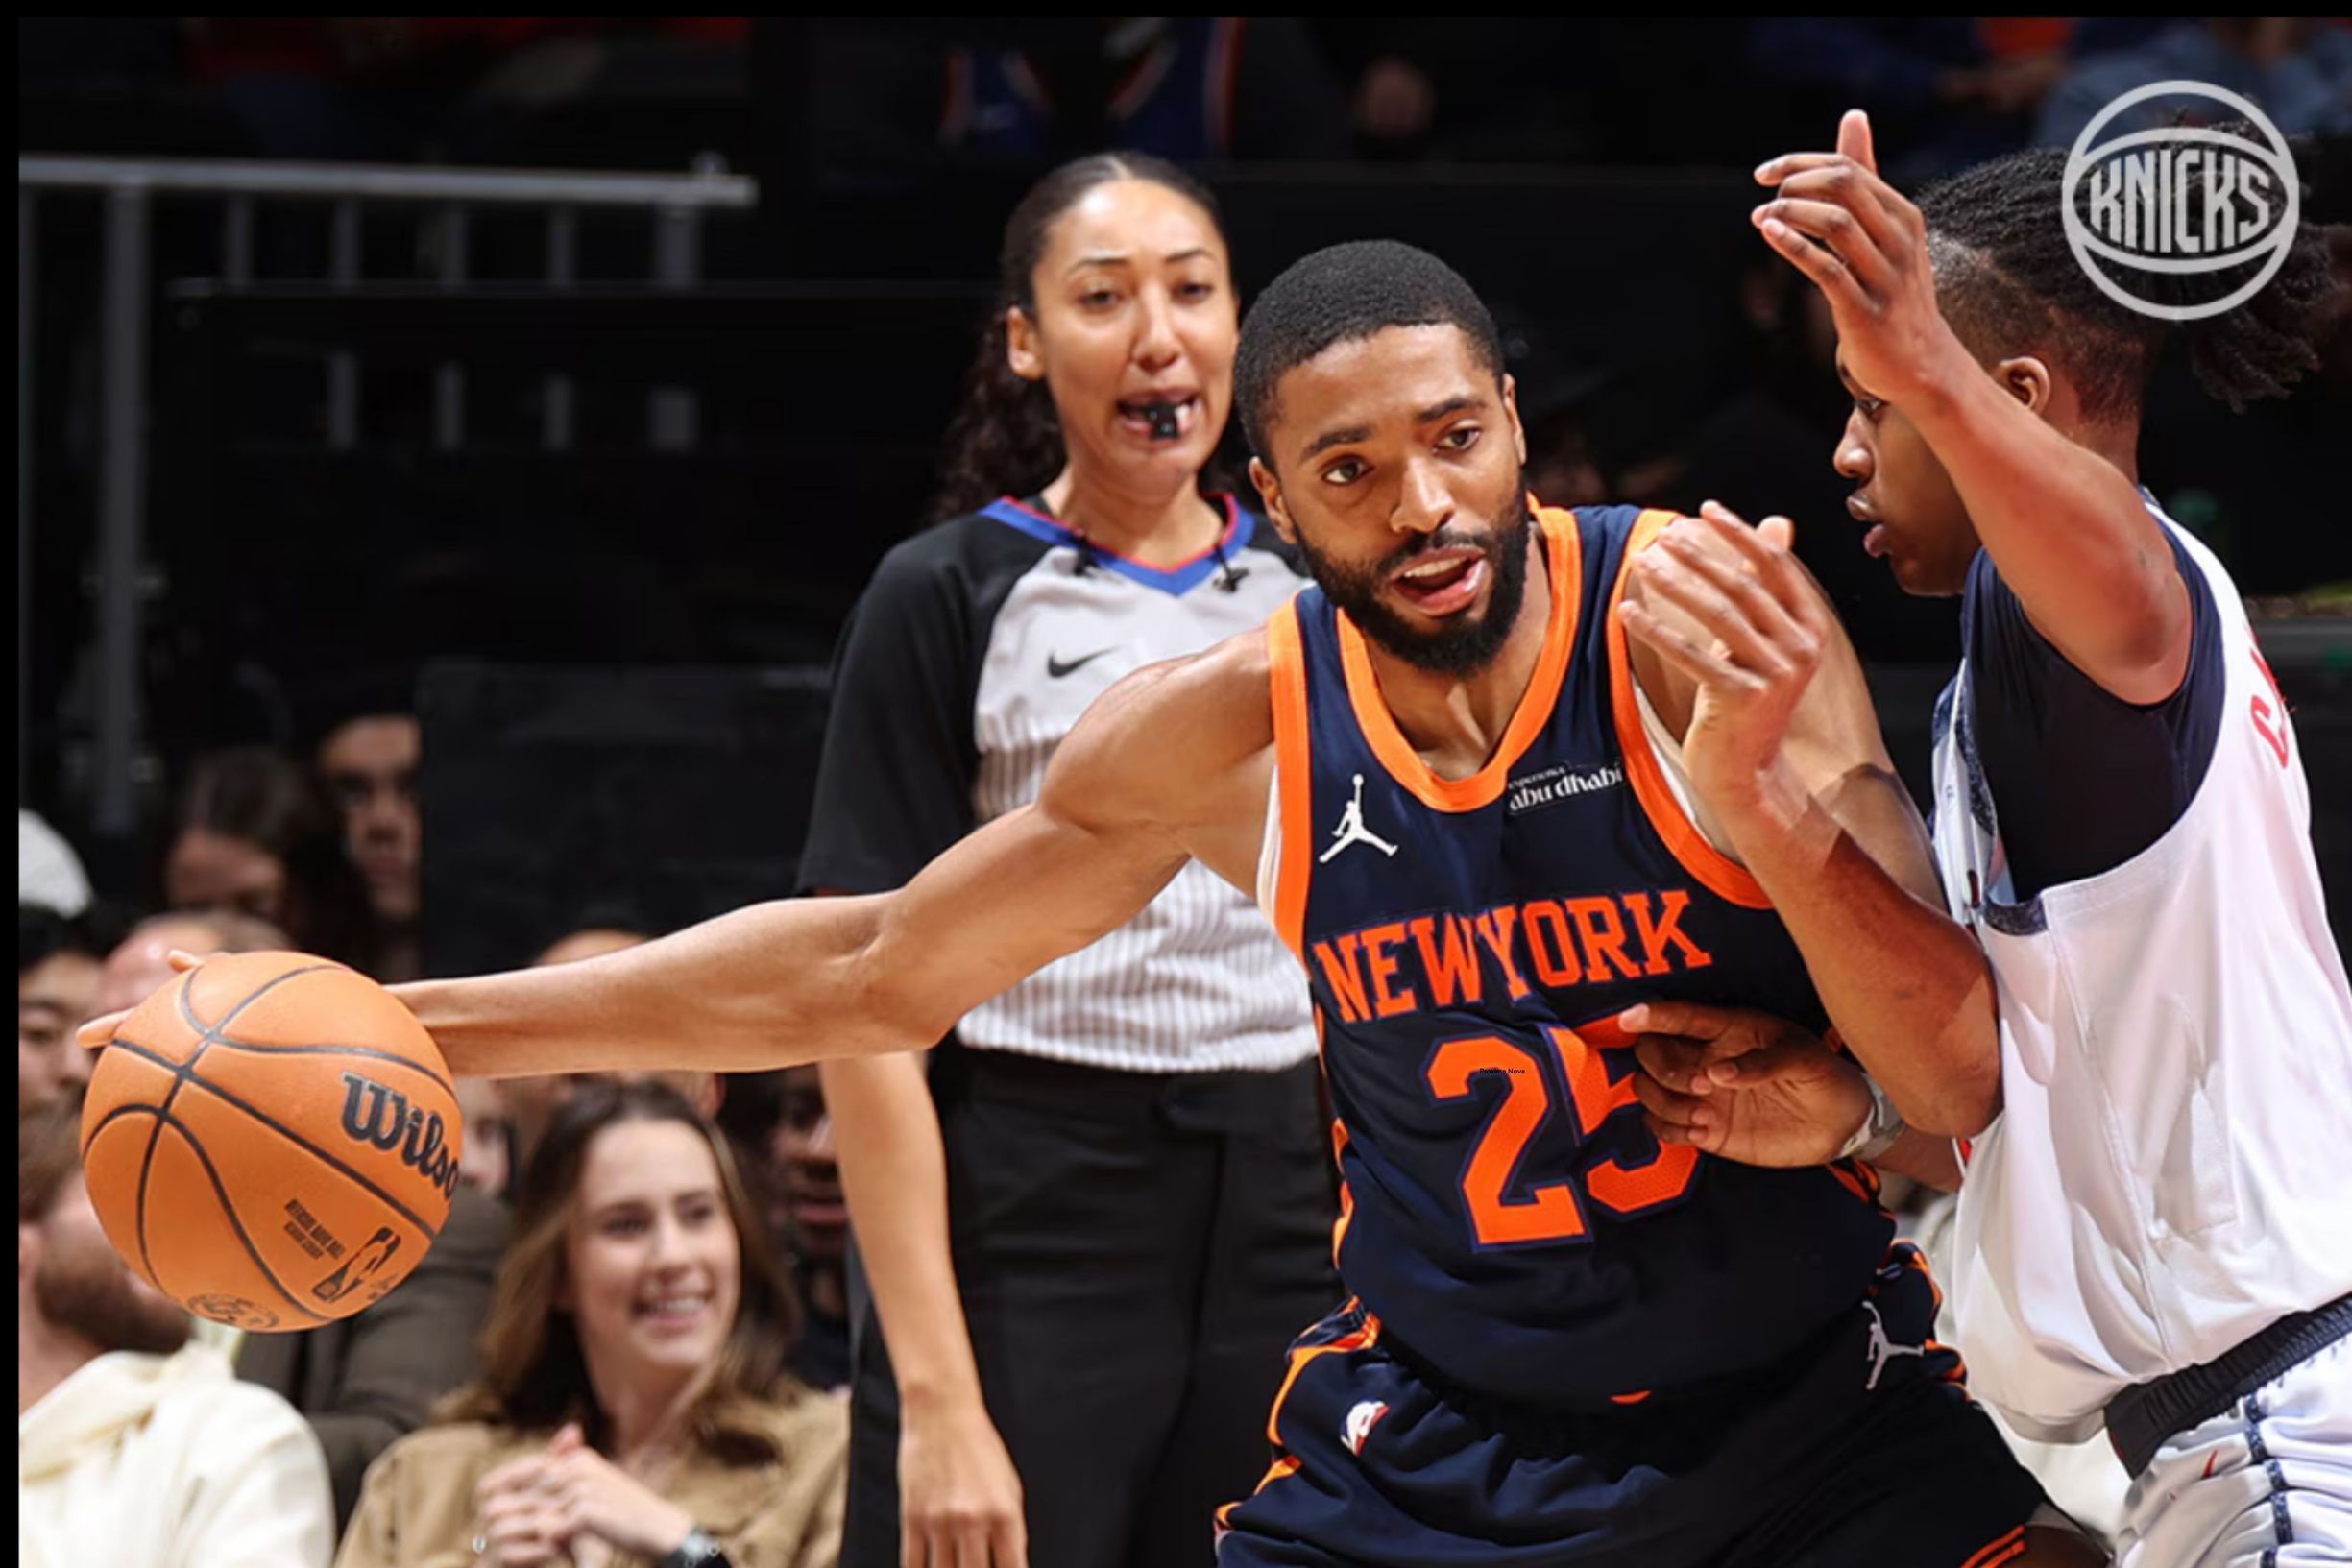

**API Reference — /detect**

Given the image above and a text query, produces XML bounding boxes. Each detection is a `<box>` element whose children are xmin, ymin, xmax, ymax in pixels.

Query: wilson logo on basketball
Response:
<box><xmin>338</xmin><ymin>1073</ymin><xmax>461</xmax><ymax>1199</ymax></box>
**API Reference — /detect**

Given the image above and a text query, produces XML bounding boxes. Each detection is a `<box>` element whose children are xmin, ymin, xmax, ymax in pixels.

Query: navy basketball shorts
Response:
<box><xmin>1216</xmin><ymin>1243</ymin><xmax>2050</xmax><ymax>1568</ymax></box>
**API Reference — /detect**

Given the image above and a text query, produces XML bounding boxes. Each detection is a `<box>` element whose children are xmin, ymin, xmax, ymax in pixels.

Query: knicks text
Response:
<box><xmin>1311</xmin><ymin>889</ymin><xmax>1711</xmax><ymax>1025</ymax></box>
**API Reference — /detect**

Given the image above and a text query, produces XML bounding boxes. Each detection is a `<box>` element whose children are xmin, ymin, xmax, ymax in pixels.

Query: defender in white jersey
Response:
<box><xmin>1613</xmin><ymin>113</ymin><xmax>2352</xmax><ymax>1567</ymax></box>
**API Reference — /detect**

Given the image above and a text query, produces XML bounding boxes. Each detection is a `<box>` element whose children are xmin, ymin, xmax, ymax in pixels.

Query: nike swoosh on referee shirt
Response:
<box><xmin>1047</xmin><ymin>649</ymin><xmax>1117</xmax><ymax>678</ymax></box>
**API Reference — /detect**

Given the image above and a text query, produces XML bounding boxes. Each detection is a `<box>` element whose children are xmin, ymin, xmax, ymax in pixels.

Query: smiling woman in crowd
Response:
<box><xmin>335</xmin><ymin>1078</ymin><xmax>846</xmax><ymax>1568</ymax></box>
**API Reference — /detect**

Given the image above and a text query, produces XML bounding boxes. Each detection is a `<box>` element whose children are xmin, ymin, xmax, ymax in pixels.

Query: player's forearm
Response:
<box><xmin>820</xmin><ymin>1050</ymin><xmax>989</xmax><ymax>1410</ymax></box>
<box><xmin>1871</xmin><ymin>1125</ymin><xmax>1962</xmax><ymax>1194</ymax></box>
<box><xmin>1723</xmin><ymin>766</ymin><xmax>2000</xmax><ymax>1138</ymax></box>
<box><xmin>1903</xmin><ymin>343</ymin><xmax>2187</xmax><ymax>685</ymax></box>
<box><xmin>398</xmin><ymin>896</ymin><xmax>919</xmax><ymax>1079</ymax></box>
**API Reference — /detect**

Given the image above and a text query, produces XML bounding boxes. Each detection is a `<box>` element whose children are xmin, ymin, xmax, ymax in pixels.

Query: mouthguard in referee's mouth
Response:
<box><xmin>1118</xmin><ymin>396</ymin><xmax>1198</xmax><ymax>442</ymax></box>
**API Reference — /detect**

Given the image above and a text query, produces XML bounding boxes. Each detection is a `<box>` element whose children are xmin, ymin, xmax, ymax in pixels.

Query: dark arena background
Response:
<box><xmin>18</xmin><ymin>21</ymin><xmax>2352</xmax><ymax>1568</ymax></box>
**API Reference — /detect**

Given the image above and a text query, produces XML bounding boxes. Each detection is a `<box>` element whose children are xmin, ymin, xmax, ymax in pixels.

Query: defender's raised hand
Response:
<box><xmin>1752</xmin><ymin>109</ymin><xmax>1973</xmax><ymax>406</ymax></box>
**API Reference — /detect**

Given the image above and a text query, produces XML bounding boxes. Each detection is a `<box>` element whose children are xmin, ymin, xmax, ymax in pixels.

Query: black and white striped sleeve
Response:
<box><xmin>795</xmin><ymin>531</ymin><xmax>985</xmax><ymax>896</ymax></box>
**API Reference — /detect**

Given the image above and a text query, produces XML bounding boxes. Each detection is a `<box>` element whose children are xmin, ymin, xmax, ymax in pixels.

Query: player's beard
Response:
<box><xmin>1295</xmin><ymin>492</ymin><xmax>1536</xmax><ymax>678</ymax></box>
<box><xmin>35</xmin><ymin>1250</ymin><xmax>192</xmax><ymax>1359</ymax></box>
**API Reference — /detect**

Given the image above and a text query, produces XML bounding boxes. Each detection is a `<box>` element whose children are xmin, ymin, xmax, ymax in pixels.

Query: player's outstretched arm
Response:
<box><xmin>1756</xmin><ymin>109</ymin><xmax>2190</xmax><ymax>703</ymax></box>
<box><xmin>1623</xmin><ymin>506</ymin><xmax>2000</xmax><ymax>1137</ymax></box>
<box><xmin>374</xmin><ymin>655</ymin><xmax>1250</xmax><ymax>1081</ymax></box>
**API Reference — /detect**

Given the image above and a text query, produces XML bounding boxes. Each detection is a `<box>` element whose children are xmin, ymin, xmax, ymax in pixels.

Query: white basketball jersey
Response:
<box><xmin>1930</xmin><ymin>513</ymin><xmax>2352</xmax><ymax>1443</ymax></box>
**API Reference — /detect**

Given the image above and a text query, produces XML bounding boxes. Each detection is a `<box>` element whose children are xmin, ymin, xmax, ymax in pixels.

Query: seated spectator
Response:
<box><xmin>19</xmin><ymin>905</ymin><xmax>107</xmax><ymax>1114</ymax></box>
<box><xmin>315</xmin><ymin>707</ymin><xmax>424</xmax><ymax>984</ymax></box>
<box><xmin>1308</xmin><ymin>20</ymin><xmax>1620</xmax><ymax>164</ymax></box>
<box><xmin>18</xmin><ymin>1096</ymin><xmax>337</xmax><ymax>1568</ymax></box>
<box><xmin>237</xmin><ymin>1179</ymin><xmax>510</xmax><ymax>1533</ymax></box>
<box><xmin>335</xmin><ymin>1079</ymin><xmax>847</xmax><ymax>1568</ymax></box>
<box><xmin>504</xmin><ymin>927</ymin><xmax>723</xmax><ymax>1181</ymax></box>
<box><xmin>716</xmin><ymin>1067</ymin><xmax>851</xmax><ymax>1393</ymax></box>
<box><xmin>799</xmin><ymin>18</ymin><xmax>1347</xmax><ymax>190</ymax></box>
<box><xmin>162</xmin><ymin>746</ymin><xmax>380</xmax><ymax>974</ymax></box>
<box><xmin>2037</xmin><ymin>19</ymin><xmax>2352</xmax><ymax>147</ymax></box>
<box><xmin>85</xmin><ymin>904</ymin><xmax>511</xmax><ymax>1529</ymax></box>
<box><xmin>455</xmin><ymin>1076</ymin><xmax>515</xmax><ymax>1199</ymax></box>
<box><xmin>1747</xmin><ymin>18</ymin><xmax>2071</xmax><ymax>180</ymax></box>
<box><xmin>97</xmin><ymin>907</ymin><xmax>294</xmax><ymax>1018</ymax></box>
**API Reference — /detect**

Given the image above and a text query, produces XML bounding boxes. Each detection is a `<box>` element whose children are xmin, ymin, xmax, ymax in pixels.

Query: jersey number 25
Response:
<box><xmin>1425</xmin><ymin>1017</ymin><xmax>1698</xmax><ymax>1247</ymax></box>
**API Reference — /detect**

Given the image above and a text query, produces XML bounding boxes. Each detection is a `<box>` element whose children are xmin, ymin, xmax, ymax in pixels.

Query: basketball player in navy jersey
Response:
<box><xmin>96</xmin><ymin>240</ymin><xmax>2100</xmax><ymax>1566</ymax></box>
<box><xmin>1619</xmin><ymin>113</ymin><xmax>2352</xmax><ymax>1568</ymax></box>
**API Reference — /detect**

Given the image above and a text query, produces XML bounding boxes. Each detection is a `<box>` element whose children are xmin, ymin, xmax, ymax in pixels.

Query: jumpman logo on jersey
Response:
<box><xmin>1343</xmin><ymin>1400</ymin><xmax>1390</xmax><ymax>1457</ymax></box>
<box><xmin>1861</xmin><ymin>1300</ymin><xmax>1926</xmax><ymax>1391</ymax></box>
<box><xmin>1320</xmin><ymin>774</ymin><xmax>1399</xmax><ymax>864</ymax></box>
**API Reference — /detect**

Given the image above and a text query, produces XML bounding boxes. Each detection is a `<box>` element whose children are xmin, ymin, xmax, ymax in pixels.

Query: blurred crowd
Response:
<box><xmin>19</xmin><ymin>703</ymin><xmax>854</xmax><ymax>1567</ymax></box>
<box><xmin>18</xmin><ymin>18</ymin><xmax>2352</xmax><ymax>177</ymax></box>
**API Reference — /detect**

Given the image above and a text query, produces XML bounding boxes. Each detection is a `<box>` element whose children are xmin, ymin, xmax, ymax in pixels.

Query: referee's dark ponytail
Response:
<box><xmin>930</xmin><ymin>152</ymin><xmax>1226</xmax><ymax>524</ymax></box>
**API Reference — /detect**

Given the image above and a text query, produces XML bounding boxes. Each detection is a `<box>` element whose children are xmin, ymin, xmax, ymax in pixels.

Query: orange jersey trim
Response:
<box><xmin>1328</xmin><ymin>1111</ymin><xmax>1354</xmax><ymax>1268</ymax></box>
<box><xmin>1260</xmin><ymin>1301</ymin><xmax>1380</xmax><ymax>1447</ymax></box>
<box><xmin>1962</xmin><ymin>1526</ymin><xmax>2028</xmax><ymax>1568</ymax></box>
<box><xmin>1827</xmin><ymin>1159</ymin><xmax>1882</xmax><ymax>1208</ymax></box>
<box><xmin>1332</xmin><ymin>507</ymin><xmax>1585</xmax><ymax>814</ymax></box>
<box><xmin>1607</xmin><ymin>510</ymin><xmax>1772</xmax><ymax>910</ymax></box>
<box><xmin>1217</xmin><ymin>1453</ymin><xmax>1301</xmax><ymax>1530</ymax></box>
<box><xmin>1267</xmin><ymin>600</ymin><xmax>1317</xmax><ymax>963</ymax></box>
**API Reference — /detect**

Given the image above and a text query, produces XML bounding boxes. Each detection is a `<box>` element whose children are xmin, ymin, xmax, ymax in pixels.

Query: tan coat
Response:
<box><xmin>332</xmin><ymin>1388</ymin><xmax>846</xmax><ymax>1568</ymax></box>
<box><xmin>240</xmin><ymin>1183</ymin><xmax>511</xmax><ymax>1531</ymax></box>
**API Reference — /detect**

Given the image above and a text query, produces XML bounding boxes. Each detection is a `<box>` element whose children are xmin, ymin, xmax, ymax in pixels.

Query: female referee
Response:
<box><xmin>803</xmin><ymin>154</ymin><xmax>1335</xmax><ymax>1568</ymax></box>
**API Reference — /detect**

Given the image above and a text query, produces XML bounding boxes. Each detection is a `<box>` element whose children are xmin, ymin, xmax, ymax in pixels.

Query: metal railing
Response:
<box><xmin>16</xmin><ymin>153</ymin><xmax>757</xmax><ymax>838</ymax></box>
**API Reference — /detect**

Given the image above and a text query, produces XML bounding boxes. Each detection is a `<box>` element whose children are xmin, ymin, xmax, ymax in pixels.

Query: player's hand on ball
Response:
<box><xmin>74</xmin><ymin>947</ymin><xmax>205</xmax><ymax>1053</ymax></box>
<box><xmin>1751</xmin><ymin>109</ymin><xmax>1971</xmax><ymax>407</ymax></box>
<box><xmin>1621</xmin><ymin>1001</ymin><xmax>1872</xmax><ymax>1169</ymax></box>
<box><xmin>900</xmin><ymin>1392</ymin><xmax>1029</xmax><ymax>1568</ymax></box>
<box><xmin>1620</xmin><ymin>503</ymin><xmax>1828</xmax><ymax>819</ymax></box>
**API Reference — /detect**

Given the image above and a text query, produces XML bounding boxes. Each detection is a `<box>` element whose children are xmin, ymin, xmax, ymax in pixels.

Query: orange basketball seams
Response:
<box><xmin>80</xmin><ymin>951</ymin><xmax>463</xmax><ymax>1331</ymax></box>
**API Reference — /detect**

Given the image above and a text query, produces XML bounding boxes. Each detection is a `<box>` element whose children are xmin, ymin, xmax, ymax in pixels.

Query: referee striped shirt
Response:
<box><xmin>798</xmin><ymin>494</ymin><xmax>1315</xmax><ymax>1074</ymax></box>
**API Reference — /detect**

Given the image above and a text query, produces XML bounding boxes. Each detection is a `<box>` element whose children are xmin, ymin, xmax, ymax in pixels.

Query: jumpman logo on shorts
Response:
<box><xmin>1320</xmin><ymin>774</ymin><xmax>1399</xmax><ymax>864</ymax></box>
<box><xmin>1861</xmin><ymin>1299</ymin><xmax>1926</xmax><ymax>1391</ymax></box>
<box><xmin>1343</xmin><ymin>1399</ymin><xmax>1390</xmax><ymax>1457</ymax></box>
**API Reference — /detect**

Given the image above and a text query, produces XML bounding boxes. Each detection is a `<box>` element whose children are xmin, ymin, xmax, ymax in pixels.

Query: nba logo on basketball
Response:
<box><xmin>1343</xmin><ymin>1400</ymin><xmax>1389</xmax><ymax>1457</ymax></box>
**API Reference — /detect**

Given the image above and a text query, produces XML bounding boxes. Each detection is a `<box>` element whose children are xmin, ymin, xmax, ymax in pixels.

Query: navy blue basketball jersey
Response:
<box><xmin>1263</xmin><ymin>504</ymin><xmax>1894</xmax><ymax>1408</ymax></box>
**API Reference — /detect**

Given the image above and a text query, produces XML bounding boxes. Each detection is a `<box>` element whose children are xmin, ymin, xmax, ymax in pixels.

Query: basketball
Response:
<box><xmin>78</xmin><ymin>951</ymin><xmax>464</xmax><ymax>1332</ymax></box>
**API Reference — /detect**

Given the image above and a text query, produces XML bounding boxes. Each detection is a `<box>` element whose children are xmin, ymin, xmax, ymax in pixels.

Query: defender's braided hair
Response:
<box><xmin>1916</xmin><ymin>137</ymin><xmax>2338</xmax><ymax>419</ymax></box>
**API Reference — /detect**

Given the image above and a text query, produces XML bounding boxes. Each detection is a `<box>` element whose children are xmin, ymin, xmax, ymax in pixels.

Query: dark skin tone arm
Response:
<box><xmin>1622</xmin><ymin>505</ymin><xmax>2000</xmax><ymax>1139</ymax></box>
<box><xmin>1757</xmin><ymin>109</ymin><xmax>2189</xmax><ymax>702</ymax></box>
<box><xmin>1624</xmin><ymin>999</ymin><xmax>1961</xmax><ymax>1192</ymax></box>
